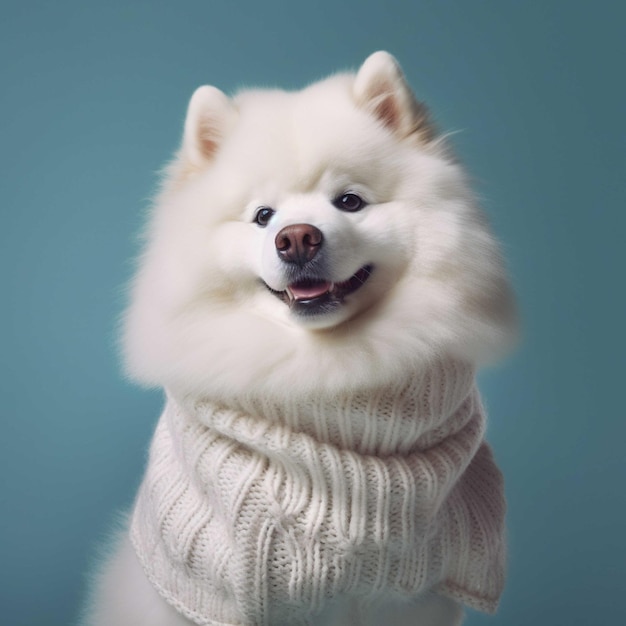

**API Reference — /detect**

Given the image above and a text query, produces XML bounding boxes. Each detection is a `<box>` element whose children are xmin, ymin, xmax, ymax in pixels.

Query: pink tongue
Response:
<box><xmin>288</xmin><ymin>280</ymin><xmax>332</xmax><ymax>300</ymax></box>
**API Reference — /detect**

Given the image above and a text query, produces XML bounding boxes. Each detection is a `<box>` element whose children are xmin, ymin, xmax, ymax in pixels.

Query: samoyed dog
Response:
<box><xmin>85</xmin><ymin>52</ymin><xmax>516</xmax><ymax>626</ymax></box>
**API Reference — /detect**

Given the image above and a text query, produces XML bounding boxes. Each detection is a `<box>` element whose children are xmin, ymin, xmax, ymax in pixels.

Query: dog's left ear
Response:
<box><xmin>353</xmin><ymin>51</ymin><xmax>434</xmax><ymax>143</ymax></box>
<box><xmin>181</xmin><ymin>85</ymin><xmax>238</xmax><ymax>169</ymax></box>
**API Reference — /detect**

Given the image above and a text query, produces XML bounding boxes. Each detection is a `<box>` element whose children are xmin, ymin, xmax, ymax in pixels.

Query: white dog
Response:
<box><xmin>84</xmin><ymin>52</ymin><xmax>516</xmax><ymax>626</ymax></box>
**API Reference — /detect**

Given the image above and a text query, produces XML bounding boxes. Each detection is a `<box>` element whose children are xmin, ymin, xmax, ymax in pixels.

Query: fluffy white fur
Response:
<box><xmin>85</xmin><ymin>51</ymin><xmax>515</xmax><ymax>625</ymax></box>
<box><xmin>122</xmin><ymin>51</ymin><xmax>515</xmax><ymax>403</ymax></box>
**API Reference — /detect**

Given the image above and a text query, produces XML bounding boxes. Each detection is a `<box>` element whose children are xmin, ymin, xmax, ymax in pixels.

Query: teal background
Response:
<box><xmin>1</xmin><ymin>1</ymin><xmax>624</xmax><ymax>625</ymax></box>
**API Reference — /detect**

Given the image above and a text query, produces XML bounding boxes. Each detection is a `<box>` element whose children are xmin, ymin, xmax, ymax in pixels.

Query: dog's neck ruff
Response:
<box><xmin>131</xmin><ymin>360</ymin><xmax>505</xmax><ymax>625</ymax></box>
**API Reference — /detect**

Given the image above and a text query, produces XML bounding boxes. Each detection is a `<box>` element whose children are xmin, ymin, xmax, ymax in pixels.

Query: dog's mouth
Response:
<box><xmin>266</xmin><ymin>265</ymin><xmax>374</xmax><ymax>315</ymax></box>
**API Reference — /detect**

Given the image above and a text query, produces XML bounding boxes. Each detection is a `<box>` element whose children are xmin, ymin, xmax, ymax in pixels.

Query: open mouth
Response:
<box><xmin>267</xmin><ymin>264</ymin><xmax>374</xmax><ymax>314</ymax></box>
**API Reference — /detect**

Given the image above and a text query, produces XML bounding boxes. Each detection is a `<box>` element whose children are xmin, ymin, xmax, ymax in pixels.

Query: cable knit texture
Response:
<box><xmin>130</xmin><ymin>360</ymin><xmax>506</xmax><ymax>626</ymax></box>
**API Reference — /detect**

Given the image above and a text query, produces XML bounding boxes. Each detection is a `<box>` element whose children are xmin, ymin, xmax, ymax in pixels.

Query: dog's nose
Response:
<box><xmin>275</xmin><ymin>223</ymin><xmax>323</xmax><ymax>266</ymax></box>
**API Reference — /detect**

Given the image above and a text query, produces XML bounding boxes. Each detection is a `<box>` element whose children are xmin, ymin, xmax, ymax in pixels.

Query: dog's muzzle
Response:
<box><xmin>266</xmin><ymin>223</ymin><xmax>373</xmax><ymax>316</ymax></box>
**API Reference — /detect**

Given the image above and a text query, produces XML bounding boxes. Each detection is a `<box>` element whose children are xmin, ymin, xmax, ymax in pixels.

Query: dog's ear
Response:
<box><xmin>181</xmin><ymin>86</ymin><xmax>237</xmax><ymax>168</ymax></box>
<box><xmin>353</xmin><ymin>51</ymin><xmax>434</xmax><ymax>143</ymax></box>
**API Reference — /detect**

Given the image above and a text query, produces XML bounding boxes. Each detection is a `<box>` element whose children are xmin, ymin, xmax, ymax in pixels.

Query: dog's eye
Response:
<box><xmin>253</xmin><ymin>206</ymin><xmax>275</xmax><ymax>227</ymax></box>
<box><xmin>333</xmin><ymin>193</ymin><xmax>366</xmax><ymax>213</ymax></box>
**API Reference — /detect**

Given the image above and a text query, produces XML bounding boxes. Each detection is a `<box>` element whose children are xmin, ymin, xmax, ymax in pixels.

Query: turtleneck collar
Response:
<box><xmin>131</xmin><ymin>359</ymin><xmax>505</xmax><ymax>625</ymax></box>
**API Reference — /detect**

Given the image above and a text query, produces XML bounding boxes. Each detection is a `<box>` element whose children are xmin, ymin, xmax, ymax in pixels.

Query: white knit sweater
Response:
<box><xmin>130</xmin><ymin>360</ymin><xmax>505</xmax><ymax>625</ymax></box>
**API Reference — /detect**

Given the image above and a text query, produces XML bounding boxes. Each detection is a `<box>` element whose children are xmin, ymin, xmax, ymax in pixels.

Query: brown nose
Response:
<box><xmin>275</xmin><ymin>223</ymin><xmax>323</xmax><ymax>266</ymax></box>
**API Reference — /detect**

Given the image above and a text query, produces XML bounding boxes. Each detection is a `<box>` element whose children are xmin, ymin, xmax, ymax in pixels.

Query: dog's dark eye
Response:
<box><xmin>253</xmin><ymin>206</ymin><xmax>275</xmax><ymax>227</ymax></box>
<box><xmin>333</xmin><ymin>193</ymin><xmax>366</xmax><ymax>213</ymax></box>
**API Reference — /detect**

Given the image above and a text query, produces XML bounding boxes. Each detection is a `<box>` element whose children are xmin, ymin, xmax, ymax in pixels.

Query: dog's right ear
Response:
<box><xmin>353</xmin><ymin>51</ymin><xmax>434</xmax><ymax>144</ymax></box>
<box><xmin>181</xmin><ymin>86</ymin><xmax>237</xmax><ymax>169</ymax></box>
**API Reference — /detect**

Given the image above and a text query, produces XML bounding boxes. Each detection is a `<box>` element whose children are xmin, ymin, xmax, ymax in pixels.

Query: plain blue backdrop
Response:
<box><xmin>1</xmin><ymin>1</ymin><xmax>624</xmax><ymax>625</ymax></box>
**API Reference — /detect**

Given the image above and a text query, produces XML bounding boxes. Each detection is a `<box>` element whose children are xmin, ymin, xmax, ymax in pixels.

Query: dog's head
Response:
<box><xmin>123</xmin><ymin>52</ymin><xmax>516</xmax><ymax>398</ymax></box>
